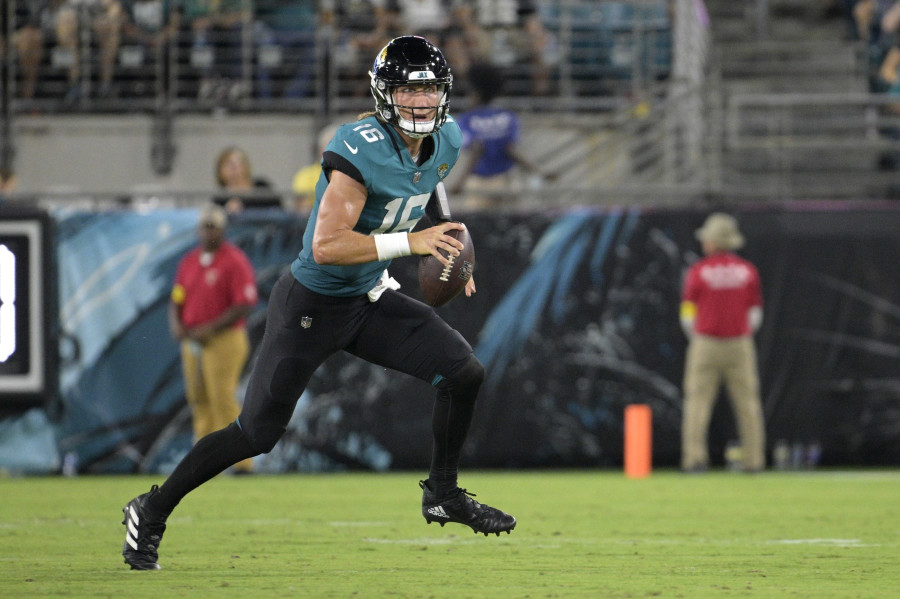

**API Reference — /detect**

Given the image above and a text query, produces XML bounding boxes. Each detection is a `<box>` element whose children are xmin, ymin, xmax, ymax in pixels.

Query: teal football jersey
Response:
<box><xmin>291</xmin><ymin>115</ymin><xmax>461</xmax><ymax>296</ymax></box>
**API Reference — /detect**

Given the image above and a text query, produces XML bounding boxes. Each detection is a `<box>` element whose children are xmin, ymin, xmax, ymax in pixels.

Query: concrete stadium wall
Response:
<box><xmin>11</xmin><ymin>115</ymin><xmax>323</xmax><ymax>195</ymax></box>
<box><xmin>8</xmin><ymin>113</ymin><xmax>617</xmax><ymax>199</ymax></box>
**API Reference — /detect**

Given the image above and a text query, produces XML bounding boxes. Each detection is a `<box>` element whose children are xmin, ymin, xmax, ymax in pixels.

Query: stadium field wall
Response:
<box><xmin>2</xmin><ymin>203</ymin><xmax>899</xmax><ymax>474</ymax></box>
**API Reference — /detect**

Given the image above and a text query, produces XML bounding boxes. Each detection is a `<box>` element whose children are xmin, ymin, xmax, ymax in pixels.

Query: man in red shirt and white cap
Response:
<box><xmin>680</xmin><ymin>212</ymin><xmax>765</xmax><ymax>473</ymax></box>
<box><xmin>169</xmin><ymin>203</ymin><xmax>258</xmax><ymax>474</ymax></box>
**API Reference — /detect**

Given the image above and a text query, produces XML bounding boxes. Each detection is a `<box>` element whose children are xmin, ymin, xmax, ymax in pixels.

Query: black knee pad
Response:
<box><xmin>238</xmin><ymin>399</ymin><xmax>295</xmax><ymax>454</ymax></box>
<box><xmin>240</xmin><ymin>357</ymin><xmax>311</xmax><ymax>454</ymax></box>
<box><xmin>438</xmin><ymin>354</ymin><xmax>485</xmax><ymax>402</ymax></box>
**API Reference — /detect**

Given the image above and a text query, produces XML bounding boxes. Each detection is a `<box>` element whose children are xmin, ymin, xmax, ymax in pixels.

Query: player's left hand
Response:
<box><xmin>409</xmin><ymin>221</ymin><xmax>465</xmax><ymax>266</ymax></box>
<box><xmin>465</xmin><ymin>276</ymin><xmax>476</xmax><ymax>297</ymax></box>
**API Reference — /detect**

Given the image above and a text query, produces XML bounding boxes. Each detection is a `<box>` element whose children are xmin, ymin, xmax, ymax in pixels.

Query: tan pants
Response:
<box><xmin>681</xmin><ymin>334</ymin><xmax>766</xmax><ymax>471</ymax></box>
<box><xmin>181</xmin><ymin>326</ymin><xmax>253</xmax><ymax>472</ymax></box>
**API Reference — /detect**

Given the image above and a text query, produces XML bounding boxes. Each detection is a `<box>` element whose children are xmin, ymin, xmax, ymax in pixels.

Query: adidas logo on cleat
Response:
<box><xmin>125</xmin><ymin>506</ymin><xmax>141</xmax><ymax>551</ymax></box>
<box><xmin>427</xmin><ymin>506</ymin><xmax>450</xmax><ymax>519</ymax></box>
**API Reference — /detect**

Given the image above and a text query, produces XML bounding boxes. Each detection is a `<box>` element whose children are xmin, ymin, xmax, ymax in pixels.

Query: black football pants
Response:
<box><xmin>238</xmin><ymin>271</ymin><xmax>482</xmax><ymax>457</ymax></box>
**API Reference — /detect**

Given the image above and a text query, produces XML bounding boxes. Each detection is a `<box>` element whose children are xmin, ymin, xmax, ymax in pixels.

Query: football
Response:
<box><xmin>418</xmin><ymin>225</ymin><xmax>475</xmax><ymax>307</ymax></box>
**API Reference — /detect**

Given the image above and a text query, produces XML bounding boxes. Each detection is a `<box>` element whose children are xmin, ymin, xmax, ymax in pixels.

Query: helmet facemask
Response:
<box><xmin>371</xmin><ymin>76</ymin><xmax>451</xmax><ymax>139</ymax></box>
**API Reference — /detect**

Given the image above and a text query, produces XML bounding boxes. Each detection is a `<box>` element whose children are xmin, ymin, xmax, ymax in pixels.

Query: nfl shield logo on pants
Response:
<box><xmin>300</xmin><ymin>316</ymin><xmax>312</xmax><ymax>329</ymax></box>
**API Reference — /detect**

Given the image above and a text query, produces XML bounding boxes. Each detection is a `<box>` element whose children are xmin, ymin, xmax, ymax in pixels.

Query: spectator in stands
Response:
<box><xmin>212</xmin><ymin>146</ymin><xmax>281</xmax><ymax>212</ymax></box>
<box><xmin>122</xmin><ymin>0</ymin><xmax>176</xmax><ymax>51</ymax></box>
<box><xmin>883</xmin><ymin>0</ymin><xmax>900</xmax><ymax>33</ymax></box>
<box><xmin>175</xmin><ymin>0</ymin><xmax>248</xmax><ymax>102</ymax></box>
<box><xmin>866</xmin><ymin>2</ymin><xmax>900</xmax><ymax>170</ymax></box>
<box><xmin>121</xmin><ymin>1</ymin><xmax>177</xmax><ymax>57</ymax></box>
<box><xmin>327</xmin><ymin>0</ymin><xmax>395</xmax><ymax>97</ymax></box>
<box><xmin>120</xmin><ymin>0</ymin><xmax>178</xmax><ymax>97</ymax></box>
<box><xmin>380</xmin><ymin>0</ymin><xmax>453</xmax><ymax>38</ymax></box>
<box><xmin>450</xmin><ymin>61</ymin><xmax>556</xmax><ymax>211</ymax></box>
<box><xmin>855</xmin><ymin>0</ymin><xmax>898</xmax><ymax>91</ymax></box>
<box><xmin>454</xmin><ymin>0</ymin><xmax>551</xmax><ymax>96</ymax></box>
<box><xmin>6</xmin><ymin>2</ymin><xmax>47</xmax><ymax>100</ymax></box>
<box><xmin>54</xmin><ymin>0</ymin><xmax>124</xmax><ymax>101</ymax></box>
<box><xmin>254</xmin><ymin>0</ymin><xmax>321</xmax><ymax>99</ymax></box>
<box><xmin>853</xmin><ymin>0</ymin><xmax>897</xmax><ymax>42</ymax></box>
<box><xmin>876</xmin><ymin>34</ymin><xmax>900</xmax><ymax>96</ymax></box>
<box><xmin>877</xmin><ymin>0</ymin><xmax>900</xmax><ymax>69</ymax></box>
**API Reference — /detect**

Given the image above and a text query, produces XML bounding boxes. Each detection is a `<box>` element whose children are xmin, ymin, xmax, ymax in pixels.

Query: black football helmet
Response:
<box><xmin>370</xmin><ymin>36</ymin><xmax>453</xmax><ymax>138</ymax></box>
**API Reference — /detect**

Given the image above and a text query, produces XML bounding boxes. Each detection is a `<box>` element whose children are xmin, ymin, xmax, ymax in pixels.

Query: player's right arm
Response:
<box><xmin>312</xmin><ymin>171</ymin><xmax>465</xmax><ymax>266</ymax></box>
<box><xmin>311</xmin><ymin>170</ymin><xmax>386</xmax><ymax>265</ymax></box>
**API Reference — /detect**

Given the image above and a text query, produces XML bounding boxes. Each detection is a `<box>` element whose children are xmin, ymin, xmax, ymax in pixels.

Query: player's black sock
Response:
<box><xmin>428</xmin><ymin>389</ymin><xmax>474</xmax><ymax>496</ymax></box>
<box><xmin>429</xmin><ymin>360</ymin><xmax>481</xmax><ymax>496</ymax></box>
<box><xmin>147</xmin><ymin>421</ymin><xmax>256</xmax><ymax>517</ymax></box>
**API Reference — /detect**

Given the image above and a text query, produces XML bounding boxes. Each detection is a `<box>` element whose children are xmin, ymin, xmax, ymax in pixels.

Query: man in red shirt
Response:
<box><xmin>680</xmin><ymin>213</ymin><xmax>765</xmax><ymax>473</ymax></box>
<box><xmin>169</xmin><ymin>204</ymin><xmax>258</xmax><ymax>474</ymax></box>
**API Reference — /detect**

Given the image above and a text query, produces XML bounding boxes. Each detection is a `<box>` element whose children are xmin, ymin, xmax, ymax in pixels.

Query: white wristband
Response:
<box><xmin>374</xmin><ymin>232</ymin><xmax>411</xmax><ymax>261</ymax></box>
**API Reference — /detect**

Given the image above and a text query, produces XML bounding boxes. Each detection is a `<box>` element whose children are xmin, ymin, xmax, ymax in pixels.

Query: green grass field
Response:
<box><xmin>1</xmin><ymin>470</ymin><xmax>897</xmax><ymax>598</ymax></box>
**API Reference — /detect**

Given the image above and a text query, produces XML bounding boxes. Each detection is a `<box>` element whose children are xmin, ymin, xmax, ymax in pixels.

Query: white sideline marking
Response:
<box><xmin>802</xmin><ymin>471</ymin><xmax>900</xmax><ymax>481</ymax></box>
<box><xmin>364</xmin><ymin>537</ymin><xmax>477</xmax><ymax>546</ymax></box>
<box><xmin>769</xmin><ymin>538</ymin><xmax>874</xmax><ymax>547</ymax></box>
<box><xmin>614</xmin><ymin>538</ymin><xmax>883</xmax><ymax>548</ymax></box>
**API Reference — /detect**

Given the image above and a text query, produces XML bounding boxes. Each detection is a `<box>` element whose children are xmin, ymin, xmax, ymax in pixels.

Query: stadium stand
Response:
<box><xmin>708</xmin><ymin>0</ymin><xmax>900</xmax><ymax>200</ymax></box>
<box><xmin>2</xmin><ymin>0</ymin><xmax>899</xmax><ymax>205</ymax></box>
<box><xmin>2</xmin><ymin>1</ymin><xmax>673</xmax><ymax>112</ymax></box>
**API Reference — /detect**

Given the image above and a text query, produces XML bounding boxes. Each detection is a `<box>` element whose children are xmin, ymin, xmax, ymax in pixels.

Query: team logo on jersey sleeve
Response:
<box><xmin>438</xmin><ymin>163</ymin><xmax>449</xmax><ymax>179</ymax></box>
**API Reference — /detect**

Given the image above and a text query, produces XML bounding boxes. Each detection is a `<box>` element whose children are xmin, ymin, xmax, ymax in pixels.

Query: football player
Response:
<box><xmin>122</xmin><ymin>35</ymin><xmax>515</xmax><ymax>571</ymax></box>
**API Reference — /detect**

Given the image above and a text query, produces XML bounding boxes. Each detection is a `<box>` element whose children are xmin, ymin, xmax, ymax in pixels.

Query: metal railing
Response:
<box><xmin>2</xmin><ymin>1</ymin><xmax>675</xmax><ymax>116</ymax></box>
<box><xmin>722</xmin><ymin>92</ymin><xmax>900</xmax><ymax>200</ymax></box>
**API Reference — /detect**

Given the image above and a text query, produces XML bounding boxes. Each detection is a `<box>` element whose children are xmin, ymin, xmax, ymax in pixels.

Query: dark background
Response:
<box><xmin>34</xmin><ymin>204</ymin><xmax>900</xmax><ymax>473</ymax></box>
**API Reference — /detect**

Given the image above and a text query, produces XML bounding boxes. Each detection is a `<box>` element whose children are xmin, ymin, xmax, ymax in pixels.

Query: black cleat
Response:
<box><xmin>122</xmin><ymin>485</ymin><xmax>167</xmax><ymax>570</ymax></box>
<box><xmin>420</xmin><ymin>480</ymin><xmax>516</xmax><ymax>536</ymax></box>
